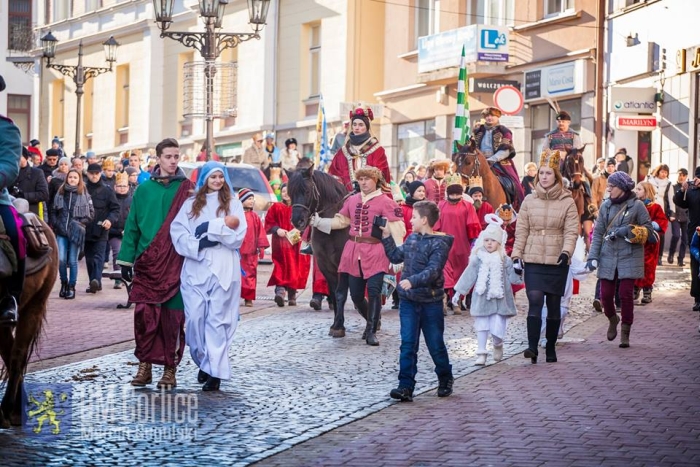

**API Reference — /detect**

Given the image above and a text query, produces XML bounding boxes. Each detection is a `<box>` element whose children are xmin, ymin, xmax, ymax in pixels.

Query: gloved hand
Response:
<box><xmin>651</xmin><ymin>221</ymin><xmax>660</xmax><ymax>232</ymax></box>
<box><xmin>557</xmin><ymin>253</ymin><xmax>569</xmax><ymax>265</ymax></box>
<box><xmin>614</xmin><ymin>225</ymin><xmax>631</xmax><ymax>239</ymax></box>
<box><xmin>513</xmin><ymin>258</ymin><xmax>524</xmax><ymax>275</ymax></box>
<box><xmin>120</xmin><ymin>265</ymin><xmax>134</xmax><ymax>282</ymax></box>
<box><xmin>451</xmin><ymin>293</ymin><xmax>461</xmax><ymax>307</ymax></box>
<box><xmin>198</xmin><ymin>237</ymin><xmax>220</xmax><ymax>251</ymax></box>
<box><xmin>585</xmin><ymin>259</ymin><xmax>598</xmax><ymax>272</ymax></box>
<box><xmin>194</xmin><ymin>221</ymin><xmax>210</xmax><ymax>239</ymax></box>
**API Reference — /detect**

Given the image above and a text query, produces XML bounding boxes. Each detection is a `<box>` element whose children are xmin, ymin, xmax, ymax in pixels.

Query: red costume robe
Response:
<box><xmin>475</xmin><ymin>201</ymin><xmax>495</xmax><ymax>229</ymax></box>
<box><xmin>328</xmin><ymin>137</ymin><xmax>391</xmax><ymax>191</ymax></box>
<box><xmin>424</xmin><ymin>177</ymin><xmax>447</xmax><ymax>204</ymax></box>
<box><xmin>401</xmin><ymin>203</ymin><xmax>414</xmax><ymax>240</ymax></box>
<box><xmin>240</xmin><ymin>209</ymin><xmax>269</xmax><ymax>300</ymax></box>
<box><xmin>635</xmin><ymin>202</ymin><xmax>668</xmax><ymax>289</ymax></box>
<box><xmin>435</xmin><ymin>199</ymin><xmax>481</xmax><ymax>289</ymax></box>
<box><xmin>265</xmin><ymin>201</ymin><xmax>311</xmax><ymax>289</ymax></box>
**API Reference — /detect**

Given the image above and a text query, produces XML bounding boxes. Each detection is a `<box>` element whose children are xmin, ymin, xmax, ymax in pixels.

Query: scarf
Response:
<box><xmin>610</xmin><ymin>190</ymin><xmax>634</xmax><ymax>205</ymax></box>
<box><xmin>349</xmin><ymin>131</ymin><xmax>371</xmax><ymax>146</ymax></box>
<box><xmin>405</xmin><ymin>196</ymin><xmax>420</xmax><ymax>207</ymax></box>
<box><xmin>474</xmin><ymin>249</ymin><xmax>505</xmax><ymax>300</ymax></box>
<box><xmin>53</xmin><ymin>185</ymin><xmax>92</xmax><ymax>219</ymax></box>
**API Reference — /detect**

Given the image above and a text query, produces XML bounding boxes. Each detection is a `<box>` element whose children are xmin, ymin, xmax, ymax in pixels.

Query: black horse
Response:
<box><xmin>287</xmin><ymin>163</ymin><xmax>369</xmax><ymax>338</ymax></box>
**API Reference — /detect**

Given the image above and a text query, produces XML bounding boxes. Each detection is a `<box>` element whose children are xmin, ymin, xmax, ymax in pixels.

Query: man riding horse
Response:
<box><xmin>472</xmin><ymin>107</ymin><xmax>524</xmax><ymax>209</ymax></box>
<box><xmin>0</xmin><ymin>74</ymin><xmax>24</xmax><ymax>326</ymax></box>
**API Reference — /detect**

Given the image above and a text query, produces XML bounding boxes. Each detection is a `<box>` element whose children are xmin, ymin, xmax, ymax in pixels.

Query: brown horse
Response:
<box><xmin>452</xmin><ymin>144</ymin><xmax>508</xmax><ymax>208</ymax></box>
<box><xmin>0</xmin><ymin>217</ymin><xmax>58</xmax><ymax>428</ymax></box>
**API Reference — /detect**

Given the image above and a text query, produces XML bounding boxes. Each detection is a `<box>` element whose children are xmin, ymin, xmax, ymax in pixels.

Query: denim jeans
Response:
<box><xmin>398</xmin><ymin>299</ymin><xmax>452</xmax><ymax>390</ymax></box>
<box><xmin>57</xmin><ymin>235</ymin><xmax>79</xmax><ymax>286</ymax></box>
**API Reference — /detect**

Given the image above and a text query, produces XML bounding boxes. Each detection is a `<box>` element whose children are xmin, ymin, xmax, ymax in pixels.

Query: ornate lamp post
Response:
<box><xmin>40</xmin><ymin>32</ymin><xmax>119</xmax><ymax>158</ymax></box>
<box><xmin>152</xmin><ymin>0</ymin><xmax>271</xmax><ymax>160</ymax></box>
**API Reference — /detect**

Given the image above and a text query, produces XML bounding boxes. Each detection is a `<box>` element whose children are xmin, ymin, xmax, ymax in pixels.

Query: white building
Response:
<box><xmin>605</xmin><ymin>0</ymin><xmax>700</xmax><ymax>178</ymax></box>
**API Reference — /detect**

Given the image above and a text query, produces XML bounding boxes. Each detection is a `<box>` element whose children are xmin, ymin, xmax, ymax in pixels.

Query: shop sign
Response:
<box><xmin>523</xmin><ymin>60</ymin><xmax>585</xmax><ymax>101</ymax></box>
<box><xmin>418</xmin><ymin>25</ymin><xmax>510</xmax><ymax>73</ymax></box>
<box><xmin>609</xmin><ymin>87</ymin><xmax>656</xmax><ymax>114</ymax></box>
<box><xmin>524</xmin><ymin>70</ymin><xmax>541</xmax><ymax>100</ymax></box>
<box><xmin>615</xmin><ymin>115</ymin><xmax>658</xmax><ymax>131</ymax></box>
<box><xmin>679</xmin><ymin>45</ymin><xmax>700</xmax><ymax>74</ymax></box>
<box><xmin>470</xmin><ymin>78</ymin><xmax>520</xmax><ymax>93</ymax></box>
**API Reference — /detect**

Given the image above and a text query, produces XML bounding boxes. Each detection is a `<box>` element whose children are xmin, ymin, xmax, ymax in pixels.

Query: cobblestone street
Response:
<box><xmin>1</xmin><ymin>264</ymin><xmax>698</xmax><ymax>466</ymax></box>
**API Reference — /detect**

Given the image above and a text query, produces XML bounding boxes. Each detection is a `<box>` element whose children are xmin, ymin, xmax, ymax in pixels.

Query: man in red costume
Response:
<box><xmin>328</xmin><ymin>106</ymin><xmax>390</xmax><ymax>192</ymax></box>
<box><xmin>468</xmin><ymin>184</ymin><xmax>495</xmax><ymax>230</ymax></box>
<box><xmin>435</xmin><ymin>182</ymin><xmax>481</xmax><ymax>311</ymax></box>
<box><xmin>265</xmin><ymin>184</ymin><xmax>311</xmax><ymax>306</ymax></box>
<box><xmin>117</xmin><ymin>138</ymin><xmax>194</xmax><ymax>389</ymax></box>
<box><xmin>424</xmin><ymin>159</ymin><xmax>450</xmax><ymax>204</ymax></box>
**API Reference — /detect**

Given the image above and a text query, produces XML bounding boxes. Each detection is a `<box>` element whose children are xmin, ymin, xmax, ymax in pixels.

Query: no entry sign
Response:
<box><xmin>493</xmin><ymin>85</ymin><xmax>524</xmax><ymax>115</ymax></box>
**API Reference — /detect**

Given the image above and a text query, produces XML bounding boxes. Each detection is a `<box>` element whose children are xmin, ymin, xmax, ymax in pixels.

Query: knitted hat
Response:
<box><xmin>125</xmin><ymin>167</ymin><xmax>138</xmax><ymax>176</ymax></box>
<box><xmin>481</xmin><ymin>222</ymin><xmax>505</xmax><ymax>244</ymax></box>
<box><xmin>238</xmin><ymin>188</ymin><xmax>254</xmax><ymax>203</ymax></box>
<box><xmin>607</xmin><ymin>171</ymin><xmax>635</xmax><ymax>192</ymax></box>
<box><xmin>354</xmin><ymin>166</ymin><xmax>383</xmax><ymax>182</ymax></box>
<box><xmin>51</xmin><ymin>136</ymin><xmax>61</xmax><ymax>145</ymax></box>
<box><xmin>467</xmin><ymin>185</ymin><xmax>484</xmax><ymax>196</ymax></box>
<box><xmin>446</xmin><ymin>184</ymin><xmax>464</xmax><ymax>196</ymax></box>
<box><xmin>30</xmin><ymin>139</ymin><xmax>40</xmax><ymax>147</ymax></box>
<box><xmin>58</xmin><ymin>156</ymin><xmax>71</xmax><ymax>167</ymax></box>
<box><xmin>407</xmin><ymin>180</ymin><xmax>425</xmax><ymax>198</ymax></box>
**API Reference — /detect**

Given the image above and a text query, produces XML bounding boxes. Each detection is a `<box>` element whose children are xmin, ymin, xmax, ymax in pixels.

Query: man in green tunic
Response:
<box><xmin>117</xmin><ymin>138</ymin><xmax>194</xmax><ymax>389</ymax></box>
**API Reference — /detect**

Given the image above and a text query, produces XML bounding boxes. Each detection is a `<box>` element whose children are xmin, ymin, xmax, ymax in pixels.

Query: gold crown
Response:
<box><xmin>539</xmin><ymin>150</ymin><xmax>561</xmax><ymax>169</ymax></box>
<box><xmin>468</xmin><ymin>175</ymin><xmax>483</xmax><ymax>190</ymax></box>
<box><xmin>445</xmin><ymin>173</ymin><xmax>463</xmax><ymax>186</ymax></box>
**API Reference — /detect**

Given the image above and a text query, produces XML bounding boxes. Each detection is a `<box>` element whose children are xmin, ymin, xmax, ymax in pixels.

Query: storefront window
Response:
<box><xmin>397</xmin><ymin>119</ymin><xmax>437</xmax><ymax>172</ymax></box>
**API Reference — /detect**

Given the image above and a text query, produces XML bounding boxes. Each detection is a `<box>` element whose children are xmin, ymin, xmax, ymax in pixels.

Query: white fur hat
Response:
<box><xmin>480</xmin><ymin>214</ymin><xmax>507</xmax><ymax>245</ymax></box>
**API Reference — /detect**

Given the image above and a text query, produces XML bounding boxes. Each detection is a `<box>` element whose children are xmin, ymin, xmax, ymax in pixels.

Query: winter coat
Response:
<box><xmin>0</xmin><ymin>115</ymin><xmax>21</xmax><ymax>206</ymax></box>
<box><xmin>690</xmin><ymin>231</ymin><xmax>700</xmax><ymax>263</ymax></box>
<box><xmin>454</xmin><ymin>253</ymin><xmax>522</xmax><ymax>317</ymax></box>
<box><xmin>13</xmin><ymin>165</ymin><xmax>49</xmax><ymax>215</ymax></box>
<box><xmin>588</xmin><ymin>195</ymin><xmax>653</xmax><ymax>281</ymax></box>
<box><xmin>382</xmin><ymin>231</ymin><xmax>454</xmax><ymax>303</ymax></box>
<box><xmin>591</xmin><ymin>173</ymin><xmax>608</xmax><ymax>208</ymax></box>
<box><xmin>50</xmin><ymin>191</ymin><xmax>94</xmax><ymax>238</ymax></box>
<box><xmin>673</xmin><ymin>183</ymin><xmax>700</xmax><ymax>234</ymax></box>
<box><xmin>512</xmin><ymin>182</ymin><xmax>579</xmax><ymax>265</ymax></box>
<box><xmin>672</xmin><ymin>182</ymin><xmax>688</xmax><ymax>223</ymax></box>
<box><xmin>649</xmin><ymin>176</ymin><xmax>674</xmax><ymax>218</ymax></box>
<box><xmin>109</xmin><ymin>192</ymin><xmax>133</xmax><ymax>239</ymax></box>
<box><xmin>85</xmin><ymin>180</ymin><xmax>120</xmax><ymax>242</ymax></box>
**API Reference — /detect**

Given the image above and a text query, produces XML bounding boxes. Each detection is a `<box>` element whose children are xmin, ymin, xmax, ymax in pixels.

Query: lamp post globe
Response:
<box><xmin>152</xmin><ymin>0</ymin><xmax>175</xmax><ymax>30</ymax></box>
<box><xmin>103</xmin><ymin>36</ymin><xmax>120</xmax><ymax>64</ymax></box>
<box><xmin>247</xmin><ymin>0</ymin><xmax>271</xmax><ymax>32</ymax></box>
<box><xmin>40</xmin><ymin>31</ymin><xmax>58</xmax><ymax>60</ymax></box>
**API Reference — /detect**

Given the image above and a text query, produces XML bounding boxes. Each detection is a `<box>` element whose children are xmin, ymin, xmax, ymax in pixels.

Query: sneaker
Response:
<box><xmin>474</xmin><ymin>354</ymin><xmax>487</xmax><ymax>366</ymax></box>
<box><xmin>113</xmin><ymin>280</ymin><xmax>123</xmax><ymax>289</ymax></box>
<box><xmin>300</xmin><ymin>242</ymin><xmax>313</xmax><ymax>255</ymax></box>
<box><xmin>437</xmin><ymin>377</ymin><xmax>454</xmax><ymax>398</ymax></box>
<box><xmin>493</xmin><ymin>345</ymin><xmax>504</xmax><ymax>362</ymax></box>
<box><xmin>389</xmin><ymin>387</ymin><xmax>413</xmax><ymax>402</ymax></box>
<box><xmin>592</xmin><ymin>299</ymin><xmax>602</xmax><ymax>312</ymax></box>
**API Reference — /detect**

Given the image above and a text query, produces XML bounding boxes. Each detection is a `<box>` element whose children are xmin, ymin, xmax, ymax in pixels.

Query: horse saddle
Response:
<box><xmin>490</xmin><ymin>164</ymin><xmax>519</xmax><ymax>207</ymax></box>
<box><xmin>0</xmin><ymin>245</ymin><xmax>52</xmax><ymax>277</ymax></box>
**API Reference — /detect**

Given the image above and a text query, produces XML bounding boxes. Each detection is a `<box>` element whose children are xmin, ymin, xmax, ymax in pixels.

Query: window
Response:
<box><xmin>85</xmin><ymin>0</ymin><xmax>101</xmax><ymax>11</ymax></box>
<box><xmin>7</xmin><ymin>95</ymin><xmax>31</xmax><ymax>144</ymax></box>
<box><xmin>8</xmin><ymin>0</ymin><xmax>32</xmax><ymax>52</ymax></box>
<box><xmin>309</xmin><ymin>24</ymin><xmax>321</xmax><ymax>98</ymax></box>
<box><xmin>414</xmin><ymin>0</ymin><xmax>437</xmax><ymax>46</ymax></box>
<box><xmin>545</xmin><ymin>0</ymin><xmax>574</xmax><ymax>16</ymax></box>
<box><xmin>53</xmin><ymin>0</ymin><xmax>71</xmax><ymax>22</ymax></box>
<box><xmin>115</xmin><ymin>64</ymin><xmax>130</xmax><ymax>146</ymax></box>
<box><xmin>397</xmin><ymin>119</ymin><xmax>437</xmax><ymax>171</ymax></box>
<box><xmin>474</xmin><ymin>0</ymin><xmax>514</xmax><ymax>26</ymax></box>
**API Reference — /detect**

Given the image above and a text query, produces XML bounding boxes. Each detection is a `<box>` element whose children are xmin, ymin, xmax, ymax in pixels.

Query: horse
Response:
<box><xmin>0</xmin><ymin>215</ymin><xmax>58</xmax><ymax>428</ymax></box>
<box><xmin>452</xmin><ymin>143</ymin><xmax>508</xmax><ymax>208</ymax></box>
<box><xmin>287</xmin><ymin>162</ymin><xmax>365</xmax><ymax>339</ymax></box>
<box><xmin>561</xmin><ymin>146</ymin><xmax>595</xmax><ymax>251</ymax></box>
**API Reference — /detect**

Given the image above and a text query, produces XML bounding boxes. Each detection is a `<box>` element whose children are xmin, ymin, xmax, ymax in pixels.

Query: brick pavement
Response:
<box><xmin>255</xmin><ymin>266</ymin><xmax>700</xmax><ymax>467</ymax></box>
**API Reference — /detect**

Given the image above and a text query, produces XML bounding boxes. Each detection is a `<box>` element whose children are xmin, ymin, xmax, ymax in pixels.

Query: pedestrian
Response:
<box><xmin>124</xmin><ymin>167</ymin><xmax>139</xmax><ymax>194</ymax></box>
<box><xmin>542</xmin><ymin>110</ymin><xmax>582</xmax><ymax>153</ymax></box>
<box><xmin>614</xmin><ymin>148</ymin><xmax>634</xmax><ymax>176</ymax></box>
<box><xmin>238</xmin><ymin>188</ymin><xmax>269</xmax><ymax>307</ymax></box>
<box><xmin>399</xmin><ymin>170</ymin><xmax>416</xmax><ymax>198</ymax></box>
<box><xmin>592</xmin><ymin>156</ymin><xmax>606</xmax><ymax>176</ymax></box>
<box><xmin>469</xmin><ymin>183</ymin><xmax>495</xmax><ymax>229</ymax></box>
<box><xmin>310</xmin><ymin>166</ymin><xmax>406</xmax><ymax>346</ymax></box>
<box><xmin>171</xmin><ymin>161</ymin><xmax>246</xmax><ymax>391</ymax></box>
<box><xmin>101</xmin><ymin>158</ymin><xmax>117</xmax><ymax>190</ymax></box>
<box><xmin>27</xmin><ymin>139</ymin><xmax>43</xmax><ymax>164</ymax></box>
<box><xmin>108</xmin><ymin>172</ymin><xmax>132</xmax><ymax>289</ymax></box>
<box><xmin>328</xmin><ymin>106</ymin><xmax>391</xmax><ymax>193</ymax></box>
<box><xmin>117</xmin><ymin>137</ymin><xmax>195</xmax><ymax>389</ymax></box>
<box><xmin>265</xmin><ymin>184</ymin><xmax>311</xmax><ymax>308</ymax></box>
<box><xmin>511</xmin><ymin>150</ymin><xmax>579</xmax><ymax>363</ymax></box>
<box><xmin>434</xmin><ymin>180</ymin><xmax>481</xmax><ymax>313</ymax></box>
<box><xmin>587</xmin><ymin>171</ymin><xmax>654</xmax><ymax>348</ymax></box>
<box><xmin>280</xmin><ymin>138</ymin><xmax>301</xmax><ymax>172</ymax></box>
<box><xmin>648</xmin><ymin>164</ymin><xmax>674</xmax><ymax>266</ymax></box>
<box><xmin>668</xmin><ymin>168</ymin><xmax>689</xmax><ymax>267</ymax></box>
<box><xmin>12</xmin><ymin>146</ymin><xmax>49</xmax><ymax>216</ymax></box>
<box><xmin>453</xmin><ymin>216</ymin><xmax>522</xmax><ymax>366</ymax></box>
<box><xmin>415</xmin><ymin>164</ymin><xmax>427</xmax><ymax>181</ymax></box>
<box><xmin>631</xmin><ymin>181</ymin><xmax>668</xmax><ymax>305</ymax></box>
<box><xmin>381</xmin><ymin>200</ymin><xmax>454</xmax><ymax>401</ymax></box>
<box><xmin>263</xmin><ymin>133</ymin><xmax>281</xmax><ymax>166</ymax></box>
<box><xmin>591</xmin><ymin>158</ymin><xmax>616</xmax><ymax>209</ymax></box>
<box><xmin>521</xmin><ymin>162</ymin><xmax>537</xmax><ymax>196</ymax></box>
<box><xmin>39</xmin><ymin>149</ymin><xmax>60</xmax><ymax>182</ymax></box>
<box><xmin>242</xmin><ymin>133</ymin><xmax>268</xmax><ymax>170</ymax></box>
<box><xmin>423</xmin><ymin>159</ymin><xmax>450</xmax><ymax>204</ymax></box>
<box><xmin>50</xmin><ymin>169</ymin><xmax>94</xmax><ymax>299</ymax></box>
<box><xmin>83</xmin><ymin>163</ymin><xmax>120</xmax><ymax>294</ymax></box>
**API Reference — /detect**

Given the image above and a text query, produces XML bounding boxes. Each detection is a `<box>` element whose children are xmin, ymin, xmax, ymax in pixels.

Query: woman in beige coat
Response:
<box><xmin>512</xmin><ymin>150</ymin><xmax>579</xmax><ymax>364</ymax></box>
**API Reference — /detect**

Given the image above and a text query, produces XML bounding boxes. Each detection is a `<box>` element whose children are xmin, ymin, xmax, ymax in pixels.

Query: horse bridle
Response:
<box><xmin>292</xmin><ymin>173</ymin><xmax>321</xmax><ymax>222</ymax></box>
<box><xmin>454</xmin><ymin>151</ymin><xmax>480</xmax><ymax>180</ymax></box>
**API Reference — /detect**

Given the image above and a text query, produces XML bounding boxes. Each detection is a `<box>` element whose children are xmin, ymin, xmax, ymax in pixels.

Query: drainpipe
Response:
<box><xmin>595</xmin><ymin>0</ymin><xmax>606</xmax><ymax>161</ymax></box>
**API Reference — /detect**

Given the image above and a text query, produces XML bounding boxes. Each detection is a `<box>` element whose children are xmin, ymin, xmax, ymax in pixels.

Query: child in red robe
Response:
<box><xmin>633</xmin><ymin>182</ymin><xmax>668</xmax><ymax>304</ymax></box>
<box><xmin>239</xmin><ymin>189</ymin><xmax>269</xmax><ymax>307</ymax></box>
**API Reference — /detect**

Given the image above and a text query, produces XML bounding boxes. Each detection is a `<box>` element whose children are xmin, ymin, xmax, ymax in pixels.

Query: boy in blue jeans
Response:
<box><xmin>381</xmin><ymin>200</ymin><xmax>455</xmax><ymax>401</ymax></box>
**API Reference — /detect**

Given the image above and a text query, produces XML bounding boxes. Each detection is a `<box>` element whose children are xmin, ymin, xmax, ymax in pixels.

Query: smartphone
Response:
<box><xmin>371</xmin><ymin>215</ymin><xmax>387</xmax><ymax>239</ymax></box>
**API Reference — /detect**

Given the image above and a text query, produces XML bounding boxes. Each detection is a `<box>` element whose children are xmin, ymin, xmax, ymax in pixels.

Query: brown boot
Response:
<box><xmin>606</xmin><ymin>314</ymin><xmax>620</xmax><ymax>341</ymax></box>
<box><xmin>619</xmin><ymin>323</ymin><xmax>631</xmax><ymax>348</ymax></box>
<box><xmin>131</xmin><ymin>362</ymin><xmax>152</xmax><ymax>386</ymax></box>
<box><xmin>157</xmin><ymin>366</ymin><xmax>177</xmax><ymax>389</ymax></box>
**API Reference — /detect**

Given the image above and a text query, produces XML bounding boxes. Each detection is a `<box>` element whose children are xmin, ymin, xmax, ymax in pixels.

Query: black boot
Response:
<box><xmin>365</xmin><ymin>296</ymin><xmax>381</xmax><ymax>346</ymax></box>
<box><xmin>310</xmin><ymin>293</ymin><xmax>323</xmax><ymax>310</ymax></box>
<box><xmin>59</xmin><ymin>281</ymin><xmax>68</xmax><ymax>298</ymax></box>
<box><xmin>197</xmin><ymin>369</ymin><xmax>209</xmax><ymax>384</ymax></box>
<box><xmin>524</xmin><ymin>316</ymin><xmax>542</xmax><ymax>364</ymax></box>
<box><xmin>545</xmin><ymin>319</ymin><xmax>561</xmax><ymax>363</ymax></box>
<box><xmin>65</xmin><ymin>285</ymin><xmax>76</xmax><ymax>300</ymax></box>
<box><xmin>202</xmin><ymin>376</ymin><xmax>221</xmax><ymax>391</ymax></box>
<box><xmin>287</xmin><ymin>288</ymin><xmax>297</xmax><ymax>306</ymax></box>
<box><xmin>274</xmin><ymin>286</ymin><xmax>285</xmax><ymax>307</ymax></box>
<box><xmin>0</xmin><ymin>259</ymin><xmax>24</xmax><ymax>326</ymax></box>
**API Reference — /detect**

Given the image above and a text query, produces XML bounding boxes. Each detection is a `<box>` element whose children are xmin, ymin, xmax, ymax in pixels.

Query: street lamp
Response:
<box><xmin>152</xmin><ymin>0</ymin><xmax>270</xmax><ymax>160</ymax></box>
<box><xmin>40</xmin><ymin>31</ymin><xmax>120</xmax><ymax>157</ymax></box>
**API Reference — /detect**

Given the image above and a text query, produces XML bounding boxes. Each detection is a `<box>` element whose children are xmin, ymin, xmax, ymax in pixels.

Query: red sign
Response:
<box><xmin>616</xmin><ymin>115</ymin><xmax>657</xmax><ymax>131</ymax></box>
<box><xmin>493</xmin><ymin>85</ymin><xmax>524</xmax><ymax>115</ymax></box>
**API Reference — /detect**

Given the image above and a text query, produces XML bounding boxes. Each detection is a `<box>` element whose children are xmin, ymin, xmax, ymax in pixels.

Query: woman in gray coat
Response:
<box><xmin>587</xmin><ymin>171</ymin><xmax>654</xmax><ymax>348</ymax></box>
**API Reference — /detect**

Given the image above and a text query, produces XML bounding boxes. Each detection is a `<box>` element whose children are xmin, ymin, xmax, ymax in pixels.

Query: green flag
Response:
<box><xmin>453</xmin><ymin>45</ymin><xmax>470</xmax><ymax>154</ymax></box>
